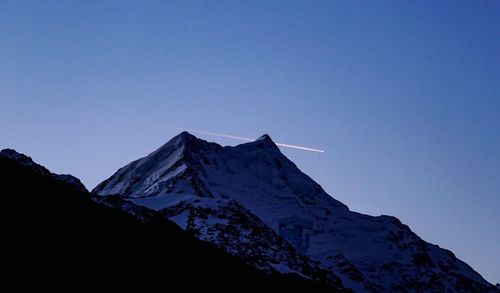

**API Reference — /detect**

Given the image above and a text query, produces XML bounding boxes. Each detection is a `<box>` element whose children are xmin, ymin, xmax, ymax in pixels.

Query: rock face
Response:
<box><xmin>93</xmin><ymin>132</ymin><xmax>498</xmax><ymax>292</ymax></box>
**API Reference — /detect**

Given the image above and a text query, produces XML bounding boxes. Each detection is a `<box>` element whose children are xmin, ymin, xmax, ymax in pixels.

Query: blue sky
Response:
<box><xmin>1</xmin><ymin>0</ymin><xmax>498</xmax><ymax>284</ymax></box>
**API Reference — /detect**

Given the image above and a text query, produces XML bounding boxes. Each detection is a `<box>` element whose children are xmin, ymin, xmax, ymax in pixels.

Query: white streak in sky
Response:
<box><xmin>274</xmin><ymin>143</ymin><xmax>325</xmax><ymax>153</ymax></box>
<box><xmin>80</xmin><ymin>113</ymin><xmax>326</xmax><ymax>153</ymax></box>
<box><xmin>171</xmin><ymin>128</ymin><xmax>326</xmax><ymax>153</ymax></box>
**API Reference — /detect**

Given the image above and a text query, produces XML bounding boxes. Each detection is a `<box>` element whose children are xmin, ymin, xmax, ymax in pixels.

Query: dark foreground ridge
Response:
<box><xmin>0</xmin><ymin>149</ymin><xmax>347</xmax><ymax>291</ymax></box>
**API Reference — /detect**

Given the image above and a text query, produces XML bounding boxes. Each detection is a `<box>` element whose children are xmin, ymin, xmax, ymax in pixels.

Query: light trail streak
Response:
<box><xmin>80</xmin><ymin>113</ymin><xmax>325</xmax><ymax>153</ymax></box>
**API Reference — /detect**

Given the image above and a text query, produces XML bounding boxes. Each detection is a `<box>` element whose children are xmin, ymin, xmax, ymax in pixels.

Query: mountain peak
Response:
<box><xmin>162</xmin><ymin>131</ymin><xmax>200</xmax><ymax>150</ymax></box>
<box><xmin>174</xmin><ymin>131</ymin><xmax>197</xmax><ymax>142</ymax></box>
<box><xmin>256</xmin><ymin>134</ymin><xmax>272</xmax><ymax>141</ymax></box>
<box><xmin>250</xmin><ymin>133</ymin><xmax>281</xmax><ymax>152</ymax></box>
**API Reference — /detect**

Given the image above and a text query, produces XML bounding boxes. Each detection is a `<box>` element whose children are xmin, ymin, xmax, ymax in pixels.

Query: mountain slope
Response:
<box><xmin>0</xmin><ymin>148</ymin><xmax>346</xmax><ymax>291</ymax></box>
<box><xmin>93</xmin><ymin>132</ymin><xmax>347</xmax><ymax>286</ymax></box>
<box><xmin>93</xmin><ymin>132</ymin><xmax>498</xmax><ymax>292</ymax></box>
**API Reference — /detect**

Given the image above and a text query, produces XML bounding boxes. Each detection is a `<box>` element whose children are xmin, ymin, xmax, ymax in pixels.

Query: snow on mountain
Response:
<box><xmin>96</xmin><ymin>193</ymin><xmax>343</xmax><ymax>288</ymax></box>
<box><xmin>93</xmin><ymin>132</ymin><xmax>498</xmax><ymax>292</ymax></box>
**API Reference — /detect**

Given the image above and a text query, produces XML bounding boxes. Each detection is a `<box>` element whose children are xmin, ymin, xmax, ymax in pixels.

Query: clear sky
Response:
<box><xmin>1</xmin><ymin>0</ymin><xmax>498</xmax><ymax>284</ymax></box>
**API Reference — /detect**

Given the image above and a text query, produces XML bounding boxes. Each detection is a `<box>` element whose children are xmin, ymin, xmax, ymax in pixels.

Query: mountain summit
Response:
<box><xmin>93</xmin><ymin>132</ymin><xmax>498</xmax><ymax>292</ymax></box>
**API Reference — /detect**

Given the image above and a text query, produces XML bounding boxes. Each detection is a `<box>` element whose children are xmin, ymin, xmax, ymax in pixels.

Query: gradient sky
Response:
<box><xmin>1</xmin><ymin>0</ymin><xmax>499</xmax><ymax>284</ymax></box>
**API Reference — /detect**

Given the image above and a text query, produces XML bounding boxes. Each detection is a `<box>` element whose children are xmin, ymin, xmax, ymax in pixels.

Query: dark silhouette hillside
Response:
<box><xmin>1</xmin><ymin>152</ymin><xmax>345</xmax><ymax>291</ymax></box>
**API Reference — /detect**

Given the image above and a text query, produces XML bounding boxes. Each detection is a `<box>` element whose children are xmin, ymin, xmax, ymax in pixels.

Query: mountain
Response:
<box><xmin>1</xmin><ymin>148</ymin><xmax>88</xmax><ymax>192</ymax></box>
<box><xmin>94</xmin><ymin>132</ymin><xmax>499</xmax><ymax>292</ymax></box>
<box><xmin>0</xmin><ymin>148</ymin><xmax>347</xmax><ymax>291</ymax></box>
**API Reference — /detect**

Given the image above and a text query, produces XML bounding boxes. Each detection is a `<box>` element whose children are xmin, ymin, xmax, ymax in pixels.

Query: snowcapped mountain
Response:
<box><xmin>93</xmin><ymin>132</ymin><xmax>498</xmax><ymax>292</ymax></box>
